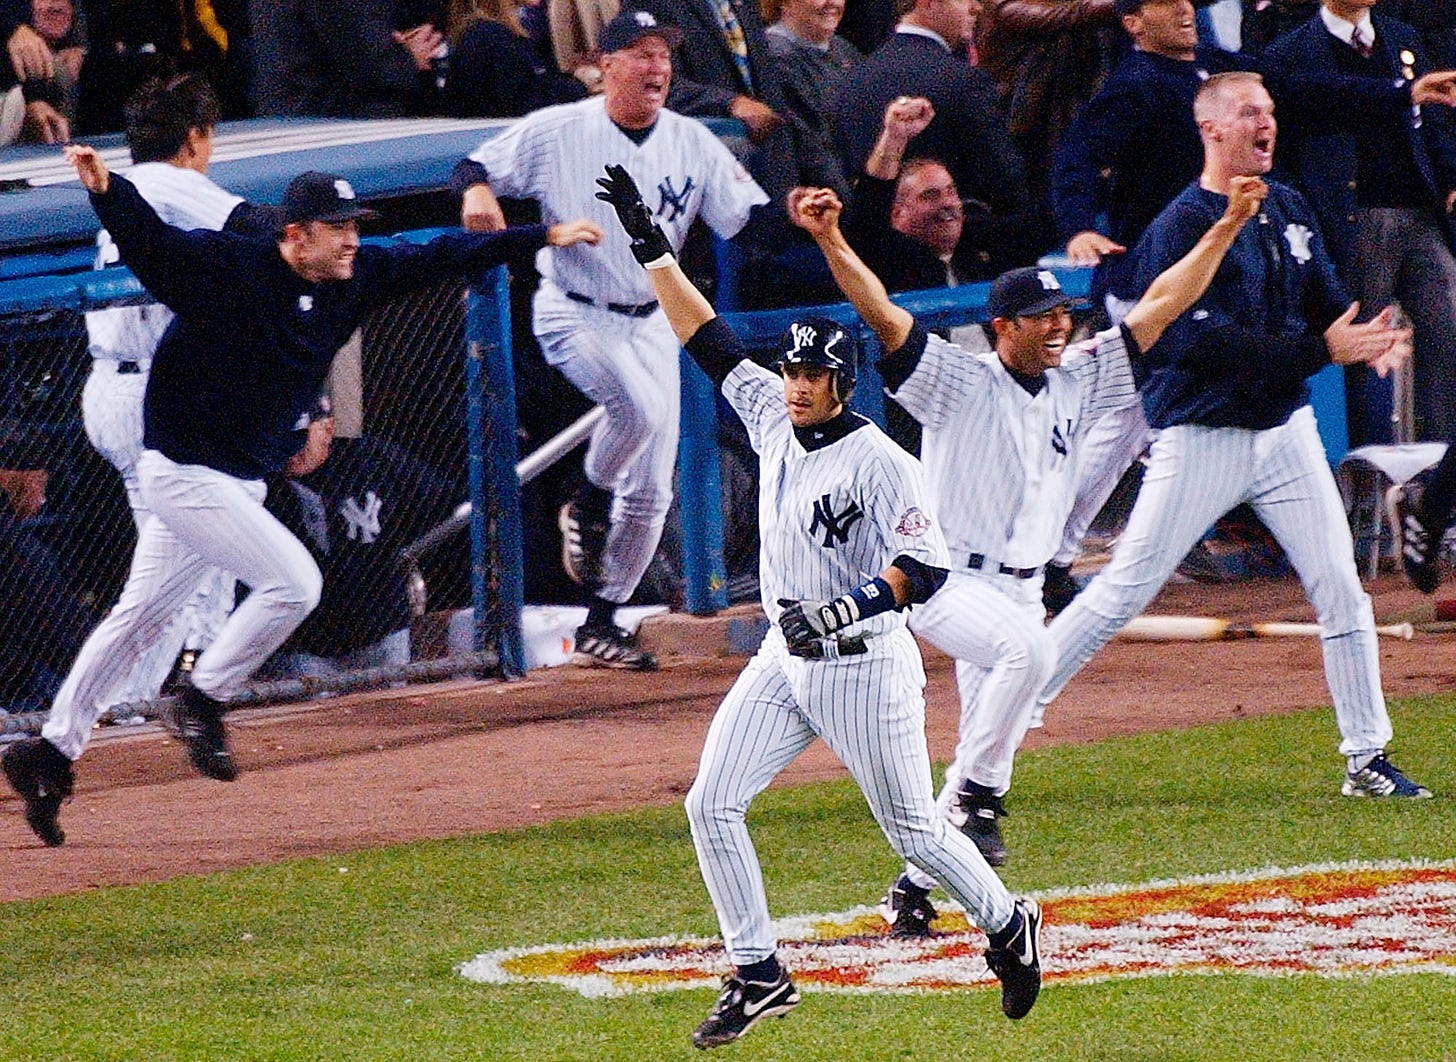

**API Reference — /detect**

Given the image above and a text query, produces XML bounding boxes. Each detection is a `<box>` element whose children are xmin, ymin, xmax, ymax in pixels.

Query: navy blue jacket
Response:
<box><xmin>1129</xmin><ymin>179</ymin><xmax>1347</xmax><ymax>431</ymax></box>
<box><xmin>1051</xmin><ymin>48</ymin><xmax>1247</xmax><ymax>299</ymax></box>
<box><xmin>1263</xmin><ymin>14</ymin><xmax>1456</xmax><ymax>272</ymax></box>
<box><xmin>90</xmin><ymin>174</ymin><xmax>547</xmax><ymax>479</ymax></box>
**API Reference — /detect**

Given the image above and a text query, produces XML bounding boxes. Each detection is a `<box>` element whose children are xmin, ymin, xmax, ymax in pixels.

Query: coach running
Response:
<box><xmin>2</xmin><ymin>145</ymin><xmax>601</xmax><ymax>848</ymax></box>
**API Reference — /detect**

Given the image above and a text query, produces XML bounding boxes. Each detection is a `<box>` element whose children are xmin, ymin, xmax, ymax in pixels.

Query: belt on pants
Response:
<box><xmin>789</xmin><ymin>632</ymin><xmax>869</xmax><ymax>660</ymax></box>
<box><xmin>967</xmin><ymin>553</ymin><xmax>1041</xmax><ymax>580</ymax></box>
<box><xmin>564</xmin><ymin>290</ymin><xmax>660</xmax><ymax>317</ymax></box>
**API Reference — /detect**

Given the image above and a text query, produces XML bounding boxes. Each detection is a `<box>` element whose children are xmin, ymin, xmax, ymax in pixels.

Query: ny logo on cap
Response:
<box><xmin>635</xmin><ymin>10</ymin><xmax>657</xmax><ymax>26</ymax></box>
<box><xmin>1036</xmin><ymin>270</ymin><xmax>1060</xmax><ymax>292</ymax></box>
<box><xmin>334</xmin><ymin>179</ymin><xmax>357</xmax><ymax>201</ymax></box>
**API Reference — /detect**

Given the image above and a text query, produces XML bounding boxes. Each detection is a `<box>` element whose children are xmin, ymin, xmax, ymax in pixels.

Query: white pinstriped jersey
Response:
<box><xmin>467</xmin><ymin>97</ymin><xmax>768</xmax><ymax>305</ymax></box>
<box><xmin>86</xmin><ymin>163</ymin><xmax>244</xmax><ymax>361</ymax></box>
<box><xmin>723</xmin><ymin>359</ymin><xmax>950</xmax><ymax>636</ymax></box>
<box><xmin>892</xmin><ymin>326</ymin><xmax>1136</xmax><ymax>570</ymax></box>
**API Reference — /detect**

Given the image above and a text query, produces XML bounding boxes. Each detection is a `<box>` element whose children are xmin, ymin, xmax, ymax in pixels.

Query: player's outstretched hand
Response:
<box><xmin>787</xmin><ymin>187</ymin><xmax>842</xmax><ymax>240</ymax></box>
<box><xmin>547</xmin><ymin>218</ymin><xmax>605</xmax><ymax>247</ymax></box>
<box><xmin>1065</xmin><ymin>230</ymin><xmax>1125</xmax><ymax>266</ymax></box>
<box><xmin>63</xmin><ymin>144</ymin><xmax>109</xmax><ymax>194</ymax></box>
<box><xmin>595</xmin><ymin>163</ymin><xmax>673</xmax><ymax>265</ymax></box>
<box><xmin>1223</xmin><ymin>175</ymin><xmax>1267</xmax><ymax>226</ymax></box>
<box><xmin>1325</xmin><ymin>303</ymin><xmax>1413</xmax><ymax>378</ymax></box>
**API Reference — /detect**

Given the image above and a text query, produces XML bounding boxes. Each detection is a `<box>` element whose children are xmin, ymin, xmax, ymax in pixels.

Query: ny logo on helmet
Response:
<box><xmin>786</xmin><ymin>324</ymin><xmax>842</xmax><ymax>358</ymax></box>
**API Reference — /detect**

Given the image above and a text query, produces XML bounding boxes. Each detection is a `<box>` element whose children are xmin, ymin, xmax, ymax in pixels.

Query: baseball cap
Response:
<box><xmin>597</xmin><ymin>9</ymin><xmax>684</xmax><ymax>53</ymax></box>
<box><xmin>282</xmin><ymin>172</ymin><xmax>380</xmax><ymax>225</ymax></box>
<box><xmin>1113</xmin><ymin>0</ymin><xmax>1144</xmax><ymax>14</ymax></box>
<box><xmin>987</xmin><ymin>267</ymin><xmax>1071</xmax><ymax>320</ymax></box>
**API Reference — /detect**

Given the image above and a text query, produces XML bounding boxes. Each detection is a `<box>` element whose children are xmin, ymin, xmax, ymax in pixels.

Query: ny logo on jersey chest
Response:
<box><xmin>809</xmin><ymin>494</ymin><xmax>863</xmax><ymax>547</ymax></box>
<box><xmin>657</xmin><ymin>176</ymin><xmax>695</xmax><ymax>222</ymax></box>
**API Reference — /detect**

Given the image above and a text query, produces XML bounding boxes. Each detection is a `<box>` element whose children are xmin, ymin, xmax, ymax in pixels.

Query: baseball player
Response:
<box><xmin>1040</xmin><ymin>71</ymin><xmax>1432</xmax><ymax>799</ymax></box>
<box><xmin>1</xmin><ymin>144</ymin><xmax>602</xmax><ymax>847</ymax></box>
<box><xmin>451</xmin><ymin>8</ymin><xmax>769</xmax><ymax>671</ymax></box>
<box><xmin>594</xmin><ymin>163</ymin><xmax>1043</xmax><ymax>1048</ymax></box>
<box><xmin>83</xmin><ymin>74</ymin><xmax>266</xmax><ymax>724</ymax></box>
<box><xmin>788</xmin><ymin>177</ymin><xmax>1265</xmax><ymax>930</ymax></box>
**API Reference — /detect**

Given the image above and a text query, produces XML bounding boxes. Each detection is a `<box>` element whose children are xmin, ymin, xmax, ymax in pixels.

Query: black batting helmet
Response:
<box><xmin>771</xmin><ymin>315</ymin><xmax>858</xmax><ymax>402</ymax></box>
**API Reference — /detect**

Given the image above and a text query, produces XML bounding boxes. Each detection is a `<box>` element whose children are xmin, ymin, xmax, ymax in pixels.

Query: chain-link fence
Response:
<box><xmin>0</xmin><ymin>251</ymin><xmax>526</xmax><ymax>736</ymax></box>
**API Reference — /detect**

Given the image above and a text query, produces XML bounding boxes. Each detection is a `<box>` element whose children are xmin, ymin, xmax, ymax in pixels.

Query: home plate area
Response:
<box><xmin>457</xmin><ymin>860</ymin><xmax>1456</xmax><ymax>997</ymax></box>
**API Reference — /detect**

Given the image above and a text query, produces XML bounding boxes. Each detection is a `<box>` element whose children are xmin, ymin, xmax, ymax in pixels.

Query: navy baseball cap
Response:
<box><xmin>598</xmin><ymin>9</ymin><xmax>684</xmax><ymax>53</ymax></box>
<box><xmin>282</xmin><ymin>172</ymin><xmax>380</xmax><ymax>225</ymax></box>
<box><xmin>988</xmin><ymin>267</ymin><xmax>1071</xmax><ymax>320</ymax></box>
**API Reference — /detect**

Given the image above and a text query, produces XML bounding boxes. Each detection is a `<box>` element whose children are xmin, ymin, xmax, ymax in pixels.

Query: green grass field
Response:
<box><xmin>3</xmin><ymin>696</ymin><xmax>1455</xmax><ymax>1062</ymax></box>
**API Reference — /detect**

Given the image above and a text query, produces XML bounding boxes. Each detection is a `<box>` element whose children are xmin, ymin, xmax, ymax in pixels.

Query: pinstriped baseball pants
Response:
<box><xmin>1041</xmin><ymin>405</ymin><xmax>1392</xmax><ymax>757</ymax></box>
<box><xmin>43</xmin><ymin>451</ymin><xmax>322</xmax><ymax>760</ymax></box>
<box><xmin>685</xmin><ymin>629</ymin><xmax>1014</xmax><ymax>966</ymax></box>
<box><xmin>82</xmin><ymin>362</ymin><xmax>236</xmax><ymax>711</ymax></box>
<box><xmin>534</xmin><ymin>283</ymin><xmax>679</xmax><ymax>605</ymax></box>
<box><xmin>900</xmin><ymin>572</ymin><xmax>1054</xmax><ymax>893</ymax></box>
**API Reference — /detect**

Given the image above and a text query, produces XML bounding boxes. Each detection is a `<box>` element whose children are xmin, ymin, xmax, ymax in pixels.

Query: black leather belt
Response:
<box><xmin>565</xmin><ymin>290</ymin><xmax>660</xmax><ymax>318</ymax></box>
<box><xmin>118</xmin><ymin>361</ymin><xmax>142</xmax><ymax>374</ymax></box>
<box><xmin>789</xmin><ymin>632</ymin><xmax>869</xmax><ymax>660</ymax></box>
<box><xmin>968</xmin><ymin>553</ymin><xmax>1040</xmax><ymax>580</ymax></box>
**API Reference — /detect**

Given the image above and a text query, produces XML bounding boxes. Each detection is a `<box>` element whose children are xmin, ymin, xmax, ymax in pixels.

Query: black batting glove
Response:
<box><xmin>777</xmin><ymin>596</ymin><xmax>855</xmax><ymax>647</ymax></box>
<box><xmin>595</xmin><ymin>163</ymin><xmax>674</xmax><ymax>266</ymax></box>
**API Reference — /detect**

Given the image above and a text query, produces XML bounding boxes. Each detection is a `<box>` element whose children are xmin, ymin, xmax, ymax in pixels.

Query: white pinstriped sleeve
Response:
<box><xmin>1062</xmin><ymin>324</ymin><xmax>1138</xmax><ymax>425</ymax></box>
<box><xmin>687</xmin><ymin>121</ymin><xmax>769</xmax><ymax>240</ymax></box>
<box><xmin>467</xmin><ymin>109</ymin><xmax>559</xmax><ymax>201</ymax></box>
<box><xmin>861</xmin><ymin>443</ymin><xmax>950</xmax><ymax>570</ymax></box>
<box><xmin>722</xmin><ymin>358</ymin><xmax>788</xmax><ymax>454</ymax></box>
<box><xmin>888</xmin><ymin>331</ymin><xmax>996</xmax><ymax>431</ymax></box>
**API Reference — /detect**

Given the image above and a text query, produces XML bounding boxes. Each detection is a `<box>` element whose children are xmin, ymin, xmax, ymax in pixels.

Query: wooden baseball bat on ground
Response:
<box><xmin>1117</xmin><ymin>616</ymin><xmax>1415</xmax><ymax>642</ymax></box>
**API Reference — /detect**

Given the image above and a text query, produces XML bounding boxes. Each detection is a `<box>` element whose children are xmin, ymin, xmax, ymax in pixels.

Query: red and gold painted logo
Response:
<box><xmin>458</xmin><ymin>860</ymin><xmax>1456</xmax><ymax>997</ymax></box>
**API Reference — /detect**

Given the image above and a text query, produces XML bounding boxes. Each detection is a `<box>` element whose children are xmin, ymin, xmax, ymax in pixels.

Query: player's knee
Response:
<box><xmin>1081</xmin><ymin>570</ymin><xmax>1157</xmax><ymax>623</ymax></box>
<box><xmin>685</xmin><ymin>772</ymin><xmax>744</xmax><ymax>830</ymax></box>
<box><xmin>272</xmin><ymin>565</ymin><xmax>323</xmax><ymax>616</ymax></box>
<box><xmin>1024</xmin><ymin>626</ymin><xmax>1057</xmax><ymax>690</ymax></box>
<box><xmin>1308</xmin><ymin>580</ymin><xmax>1375</xmax><ymax>636</ymax></box>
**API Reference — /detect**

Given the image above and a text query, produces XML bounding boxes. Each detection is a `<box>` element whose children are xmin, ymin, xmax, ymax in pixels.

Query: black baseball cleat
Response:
<box><xmin>175</xmin><ymin>686</ymin><xmax>238</xmax><ymax>781</ymax></box>
<box><xmin>985</xmin><ymin>898</ymin><xmax>1042</xmax><ymax>1020</ymax></box>
<box><xmin>957</xmin><ymin>782</ymin><xmax>1008</xmax><ymax>867</ymax></box>
<box><xmin>573</xmin><ymin>623</ymin><xmax>658</xmax><ymax>671</ymax></box>
<box><xmin>878</xmin><ymin>873</ymin><xmax>937</xmax><ymax>938</ymax></box>
<box><xmin>691</xmin><ymin>968</ymin><xmax>800</xmax><ymax>1049</ymax></box>
<box><xmin>558</xmin><ymin>490</ymin><xmax>610</xmax><ymax>589</ymax></box>
<box><xmin>3</xmin><ymin>737</ymin><xmax>74</xmax><ymax>847</ymax></box>
<box><xmin>1389</xmin><ymin>484</ymin><xmax>1442</xmax><ymax>594</ymax></box>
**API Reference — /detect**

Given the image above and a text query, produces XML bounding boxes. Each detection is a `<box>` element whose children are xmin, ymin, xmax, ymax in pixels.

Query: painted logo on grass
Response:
<box><xmin>457</xmin><ymin>860</ymin><xmax>1456</xmax><ymax>997</ymax></box>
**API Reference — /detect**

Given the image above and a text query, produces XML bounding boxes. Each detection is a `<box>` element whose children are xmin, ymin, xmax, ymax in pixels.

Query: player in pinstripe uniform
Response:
<box><xmin>788</xmin><ymin>176</ymin><xmax>1267</xmax><ymax>922</ymax></box>
<box><xmin>451</xmin><ymin>9</ymin><xmax>769</xmax><ymax>671</ymax></box>
<box><xmin>82</xmin><ymin>75</ymin><xmax>268</xmax><ymax>724</ymax></box>
<box><xmin>1040</xmin><ymin>71</ymin><xmax>1432</xmax><ymax>799</ymax></box>
<box><xmin>1</xmin><ymin>145</ymin><xmax>602</xmax><ymax>848</ymax></box>
<box><xmin>594</xmin><ymin>164</ymin><xmax>1043</xmax><ymax>1048</ymax></box>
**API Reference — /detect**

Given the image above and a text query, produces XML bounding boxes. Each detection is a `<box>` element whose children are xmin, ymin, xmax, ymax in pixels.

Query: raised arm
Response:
<box><xmin>1121</xmin><ymin>175</ymin><xmax>1265</xmax><ymax>353</ymax></box>
<box><xmin>594</xmin><ymin>164</ymin><xmax>714</xmax><ymax>343</ymax></box>
<box><xmin>789</xmin><ymin>187</ymin><xmax>915</xmax><ymax>354</ymax></box>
